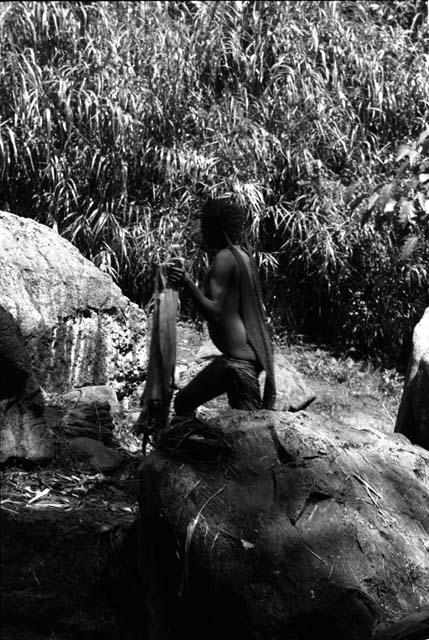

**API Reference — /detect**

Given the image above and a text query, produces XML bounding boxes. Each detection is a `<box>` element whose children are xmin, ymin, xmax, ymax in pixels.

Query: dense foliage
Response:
<box><xmin>1</xmin><ymin>0</ymin><xmax>428</xmax><ymax>366</ymax></box>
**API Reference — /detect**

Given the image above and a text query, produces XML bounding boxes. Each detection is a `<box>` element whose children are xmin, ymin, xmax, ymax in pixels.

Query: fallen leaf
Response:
<box><xmin>241</xmin><ymin>539</ymin><xmax>255</xmax><ymax>550</ymax></box>
<box><xmin>26</xmin><ymin>502</ymin><xmax>67</xmax><ymax>509</ymax></box>
<box><xmin>27</xmin><ymin>488</ymin><xmax>51</xmax><ymax>504</ymax></box>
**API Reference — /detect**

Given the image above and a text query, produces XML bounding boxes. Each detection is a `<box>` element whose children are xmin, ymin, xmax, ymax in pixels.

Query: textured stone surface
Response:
<box><xmin>178</xmin><ymin>340</ymin><xmax>316</xmax><ymax>411</ymax></box>
<box><xmin>45</xmin><ymin>385</ymin><xmax>119</xmax><ymax>443</ymax></box>
<box><xmin>268</xmin><ymin>353</ymin><xmax>316</xmax><ymax>411</ymax></box>
<box><xmin>0</xmin><ymin>398</ymin><xmax>53</xmax><ymax>465</ymax></box>
<box><xmin>139</xmin><ymin>411</ymin><xmax>429</xmax><ymax>640</ymax></box>
<box><xmin>68</xmin><ymin>436</ymin><xmax>126</xmax><ymax>473</ymax></box>
<box><xmin>0</xmin><ymin>305</ymin><xmax>52</xmax><ymax>465</ymax></box>
<box><xmin>395</xmin><ymin>307</ymin><xmax>429</xmax><ymax>449</ymax></box>
<box><xmin>0</xmin><ymin>305</ymin><xmax>33</xmax><ymax>399</ymax></box>
<box><xmin>0</xmin><ymin>211</ymin><xmax>146</xmax><ymax>397</ymax></box>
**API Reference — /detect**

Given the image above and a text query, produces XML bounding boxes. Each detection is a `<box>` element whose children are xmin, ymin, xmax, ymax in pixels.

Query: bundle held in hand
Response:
<box><xmin>135</xmin><ymin>266</ymin><xmax>178</xmax><ymax>438</ymax></box>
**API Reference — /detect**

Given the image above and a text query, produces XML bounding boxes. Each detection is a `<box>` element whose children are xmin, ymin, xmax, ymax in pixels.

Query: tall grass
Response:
<box><xmin>0</xmin><ymin>0</ymin><xmax>428</xmax><ymax>366</ymax></box>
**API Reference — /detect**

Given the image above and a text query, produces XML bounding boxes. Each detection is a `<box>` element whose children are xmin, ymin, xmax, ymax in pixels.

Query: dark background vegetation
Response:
<box><xmin>1</xmin><ymin>0</ymin><xmax>428</xmax><ymax>367</ymax></box>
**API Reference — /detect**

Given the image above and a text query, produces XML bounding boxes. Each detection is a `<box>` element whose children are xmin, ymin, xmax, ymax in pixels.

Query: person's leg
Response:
<box><xmin>174</xmin><ymin>357</ymin><xmax>229</xmax><ymax>415</ymax></box>
<box><xmin>225</xmin><ymin>360</ymin><xmax>262</xmax><ymax>410</ymax></box>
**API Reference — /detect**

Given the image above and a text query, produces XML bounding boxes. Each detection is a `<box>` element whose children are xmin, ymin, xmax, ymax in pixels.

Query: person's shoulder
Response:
<box><xmin>211</xmin><ymin>247</ymin><xmax>237</xmax><ymax>275</ymax></box>
<box><xmin>215</xmin><ymin>247</ymin><xmax>235</xmax><ymax>261</ymax></box>
<box><xmin>216</xmin><ymin>245</ymin><xmax>249</xmax><ymax>259</ymax></box>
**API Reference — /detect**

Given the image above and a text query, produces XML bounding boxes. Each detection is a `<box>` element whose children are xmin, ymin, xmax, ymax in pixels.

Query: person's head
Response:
<box><xmin>199</xmin><ymin>197</ymin><xmax>246</xmax><ymax>250</ymax></box>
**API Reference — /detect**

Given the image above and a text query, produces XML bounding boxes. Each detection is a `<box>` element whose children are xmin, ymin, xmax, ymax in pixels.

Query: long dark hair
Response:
<box><xmin>199</xmin><ymin>197</ymin><xmax>246</xmax><ymax>249</ymax></box>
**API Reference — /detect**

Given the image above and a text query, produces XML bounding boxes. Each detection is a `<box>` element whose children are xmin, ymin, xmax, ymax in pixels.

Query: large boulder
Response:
<box><xmin>395</xmin><ymin>307</ymin><xmax>429</xmax><ymax>449</ymax></box>
<box><xmin>0</xmin><ymin>211</ymin><xmax>146</xmax><ymax>398</ymax></box>
<box><xmin>139</xmin><ymin>410</ymin><xmax>429</xmax><ymax>640</ymax></box>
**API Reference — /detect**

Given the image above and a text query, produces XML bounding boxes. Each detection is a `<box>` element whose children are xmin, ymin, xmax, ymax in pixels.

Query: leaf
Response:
<box><xmin>44</xmin><ymin>107</ymin><xmax>51</xmax><ymax>139</ymax></box>
<box><xmin>401</xmin><ymin>236</ymin><xmax>419</xmax><ymax>260</ymax></box>
<box><xmin>416</xmin><ymin>128</ymin><xmax>429</xmax><ymax>147</ymax></box>
<box><xmin>343</xmin><ymin>181</ymin><xmax>360</xmax><ymax>205</ymax></box>
<box><xmin>396</xmin><ymin>144</ymin><xmax>412</xmax><ymax>162</ymax></box>
<box><xmin>367</xmin><ymin>192</ymin><xmax>379</xmax><ymax>211</ymax></box>
<box><xmin>27</xmin><ymin>488</ymin><xmax>50</xmax><ymax>504</ymax></box>
<box><xmin>417</xmin><ymin>192</ymin><xmax>426</xmax><ymax>212</ymax></box>
<box><xmin>396</xmin><ymin>146</ymin><xmax>419</xmax><ymax>168</ymax></box>
<box><xmin>383</xmin><ymin>199</ymin><xmax>396</xmax><ymax>213</ymax></box>
<box><xmin>408</xmin><ymin>150</ymin><xmax>419</xmax><ymax>167</ymax></box>
<box><xmin>398</xmin><ymin>199</ymin><xmax>416</xmax><ymax>227</ymax></box>
<box><xmin>377</xmin><ymin>182</ymin><xmax>396</xmax><ymax>210</ymax></box>
<box><xmin>421</xmin><ymin>138</ymin><xmax>429</xmax><ymax>155</ymax></box>
<box><xmin>348</xmin><ymin>192</ymin><xmax>367</xmax><ymax>212</ymax></box>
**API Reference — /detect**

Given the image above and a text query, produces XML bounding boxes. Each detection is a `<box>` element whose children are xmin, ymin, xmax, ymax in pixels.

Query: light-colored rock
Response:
<box><xmin>395</xmin><ymin>307</ymin><xmax>429</xmax><ymax>449</ymax></box>
<box><xmin>0</xmin><ymin>211</ymin><xmax>146</xmax><ymax>397</ymax></box>
<box><xmin>264</xmin><ymin>353</ymin><xmax>316</xmax><ymax>411</ymax></box>
<box><xmin>68</xmin><ymin>436</ymin><xmax>126</xmax><ymax>473</ymax></box>
<box><xmin>178</xmin><ymin>340</ymin><xmax>315</xmax><ymax>411</ymax></box>
<box><xmin>0</xmin><ymin>305</ymin><xmax>53</xmax><ymax>464</ymax></box>
<box><xmin>139</xmin><ymin>410</ymin><xmax>429</xmax><ymax>639</ymax></box>
<box><xmin>62</xmin><ymin>385</ymin><xmax>119</xmax><ymax>412</ymax></box>
<box><xmin>45</xmin><ymin>385</ymin><xmax>119</xmax><ymax>442</ymax></box>
<box><xmin>0</xmin><ymin>398</ymin><xmax>53</xmax><ymax>465</ymax></box>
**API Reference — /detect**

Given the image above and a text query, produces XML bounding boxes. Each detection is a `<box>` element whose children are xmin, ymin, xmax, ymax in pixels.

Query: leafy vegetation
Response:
<box><xmin>0</xmin><ymin>0</ymin><xmax>428</xmax><ymax>366</ymax></box>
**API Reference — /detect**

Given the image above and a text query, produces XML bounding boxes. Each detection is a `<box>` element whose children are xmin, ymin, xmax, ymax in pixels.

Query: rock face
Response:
<box><xmin>0</xmin><ymin>305</ymin><xmax>33</xmax><ymax>399</ymax></box>
<box><xmin>269</xmin><ymin>353</ymin><xmax>316</xmax><ymax>411</ymax></box>
<box><xmin>68</xmin><ymin>436</ymin><xmax>126</xmax><ymax>473</ymax></box>
<box><xmin>395</xmin><ymin>307</ymin><xmax>429</xmax><ymax>450</ymax></box>
<box><xmin>0</xmin><ymin>399</ymin><xmax>54</xmax><ymax>465</ymax></box>
<box><xmin>0</xmin><ymin>211</ymin><xmax>147</xmax><ymax>465</ymax></box>
<box><xmin>46</xmin><ymin>385</ymin><xmax>119</xmax><ymax>443</ymax></box>
<box><xmin>0</xmin><ymin>306</ymin><xmax>53</xmax><ymax>464</ymax></box>
<box><xmin>0</xmin><ymin>211</ymin><xmax>146</xmax><ymax>397</ymax></box>
<box><xmin>178</xmin><ymin>341</ymin><xmax>315</xmax><ymax>412</ymax></box>
<box><xmin>139</xmin><ymin>411</ymin><xmax>429</xmax><ymax>640</ymax></box>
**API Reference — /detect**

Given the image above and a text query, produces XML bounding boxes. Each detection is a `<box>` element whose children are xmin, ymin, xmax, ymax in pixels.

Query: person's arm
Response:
<box><xmin>168</xmin><ymin>250</ymin><xmax>235</xmax><ymax>323</ymax></box>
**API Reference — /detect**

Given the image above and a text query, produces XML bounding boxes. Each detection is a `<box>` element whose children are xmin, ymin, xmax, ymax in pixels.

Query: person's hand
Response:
<box><xmin>166</xmin><ymin>258</ymin><xmax>186</xmax><ymax>288</ymax></box>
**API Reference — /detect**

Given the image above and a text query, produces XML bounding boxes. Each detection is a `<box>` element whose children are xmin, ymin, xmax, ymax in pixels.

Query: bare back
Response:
<box><xmin>204</xmin><ymin>247</ymin><xmax>256</xmax><ymax>361</ymax></box>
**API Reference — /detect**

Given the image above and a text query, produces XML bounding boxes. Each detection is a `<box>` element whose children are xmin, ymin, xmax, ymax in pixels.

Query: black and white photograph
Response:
<box><xmin>1</xmin><ymin>2</ymin><xmax>429</xmax><ymax>639</ymax></box>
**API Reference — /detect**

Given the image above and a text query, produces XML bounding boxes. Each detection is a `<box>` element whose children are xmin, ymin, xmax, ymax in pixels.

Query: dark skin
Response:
<box><xmin>131</xmin><ymin>222</ymin><xmax>263</xmax><ymax>432</ymax></box>
<box><xmin>168</xmin><ymin>244</ymin><xmax>256</xmax><ymax>362</ymax></box>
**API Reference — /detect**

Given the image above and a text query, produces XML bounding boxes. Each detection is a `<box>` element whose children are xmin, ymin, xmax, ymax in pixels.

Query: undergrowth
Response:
<box><xmin>0</xmin><ymin>1</ymin><xmax>428</xmax><ymax>366</ymax></box>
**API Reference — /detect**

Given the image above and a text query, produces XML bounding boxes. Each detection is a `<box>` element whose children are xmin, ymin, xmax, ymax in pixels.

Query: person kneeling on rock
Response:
<box><xmin>167</xmin><ymin>196</ymin><xmax>276</xmax><ymax>416</ymax></box>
